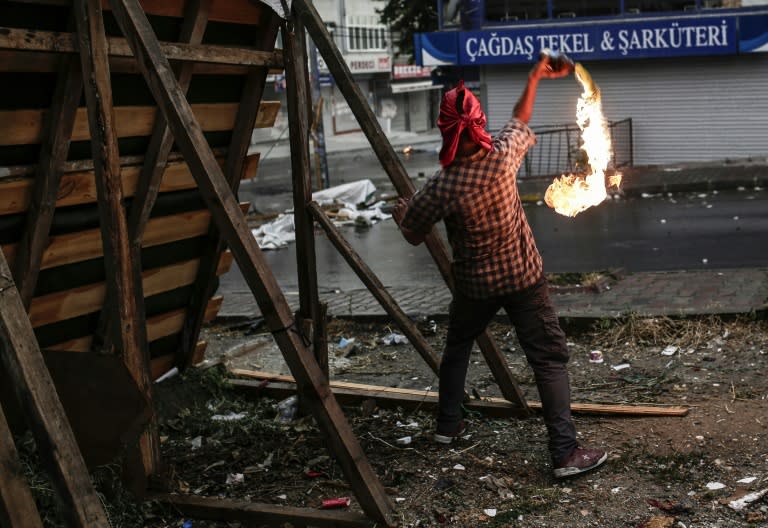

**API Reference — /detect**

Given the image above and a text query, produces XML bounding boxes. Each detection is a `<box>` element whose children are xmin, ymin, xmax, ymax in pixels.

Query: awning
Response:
<box><xmin>390</xmin><ymin>81</ymin><xmax>442</xmax><ymax>94</ymax></box>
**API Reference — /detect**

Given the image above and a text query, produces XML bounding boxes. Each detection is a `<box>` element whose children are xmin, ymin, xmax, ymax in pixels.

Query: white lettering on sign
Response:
<box><xmin>464</xmin><ymin>20</ymin><xmax>729</xmax><ymax>62</ymax></box>
<box><xmin>614</xmin><ymin>20</ymin><xmax>728</xmax><ymax>55</ymax></box>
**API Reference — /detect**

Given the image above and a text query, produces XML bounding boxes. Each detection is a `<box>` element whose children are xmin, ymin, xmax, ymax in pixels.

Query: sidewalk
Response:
<box><xmin>218</xmin><ymin>268</ymin><xmax>768</xmax><ymax>322</ymax></box>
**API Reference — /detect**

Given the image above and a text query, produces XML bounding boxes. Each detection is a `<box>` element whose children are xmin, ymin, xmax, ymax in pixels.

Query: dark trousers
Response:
<box><xmin>438</xmin><ymin>277</ymin><xmax>578</xmax><ymax>464</ymax></box>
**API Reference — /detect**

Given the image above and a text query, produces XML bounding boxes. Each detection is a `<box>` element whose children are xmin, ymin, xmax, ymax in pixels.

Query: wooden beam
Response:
<box><xmin>309</xmin><ymin>202</ymin><xmax>440</xmax><ymax>374</ymax></box>
<box><xmin>176</xmin><ymin>15</ymin><xmax>281</xmax><ymax>370</ymax></box>
<box><xmin>0</xmin><ymin>155</ymin><xmax>259</xmax><ymax>216</ymax></box>
<box><xmin>128</xmin><ymin>0</ymin><xmax>213</xmax><ymax>247</ymax></box>
<box><xmin>294</xmin><ymin>0</ymin><xmax>530</xmax><ymax>414</ymax></box>
<box><xmin>0</xmin><ymin>404</ymin><xmax>44</xmax><ymax>528</ymax></box>
<box><xmin>28</xmin><ymin>253</ymin><xmax>232</xmax><ymax>329</ymax></box>
<box><xmin>11</xmin><ymin>0</ymin><xmax>268</xmax><ymax>26</ymax></box>
<box><xmin>73</xmin><ymin>0</ymin><xmax>159</xmax><ymax>482</ymax></box>
<box><xmin>0</xmin><ymin>26</ymin><xmax>283</xmax><ymax>69</ymax></box>
<box><xmin>283</xmin><ymin>20</ymin><xmax>327</xmax><ymax>377</ymax></box>
<box><xmin>229</xmin><ymin>372</ymin><xmax>691</xmax><ymax>417</ymax></box>
<box><xmin>0</xmin><ymin>101</ymin><xmax>281</xmax><ymax>147</ymax></box>
<box><xmin>106</xmin><ymin>1</ymin><xmax>395</xmax><ymax>523</ymax></box>
<box><xmin>149</xmin><ymin>494</ymin><xmax>375</xmax><ymax>528</ymax></box>
<box><xmin>0</xmin><ymin>49</ymin><xmax>281</xmax><ymax>75</ymax></box>
<box><xmin>12</xmin><ymin>58</ymin><xmax>83</xmax><ymax>310</ymax></box>
<box><xmin>0</xmin><ymin>249</ymin><xmax>110</xmax><ymax>526</ymax></box>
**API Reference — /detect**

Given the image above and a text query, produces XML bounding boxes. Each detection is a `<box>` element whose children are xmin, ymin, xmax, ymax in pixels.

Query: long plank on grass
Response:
<box><xmin>106</xmin><ymin>1</ymin><xmax>395</xmax><ymax>524</ymax></box>
<box><xmin>0</xmin><ymin>101</ymin><xmax>281</xmax><ymax>147</ymax></box>
<box><xmin>176</xmin><ymin>14</ymin><xmax>281</xmax><ymax>370</ymax></box>
<box><xmin>0</xmin><ymin>252</ymin><xmax>110</xmax><ymax>526</ymax></box>
<box><xmin>73</xmin><ymin>0</ymin><xmax>158</xmax><ymax>481</ymax></box>
<box><xmin>0</xmin><ymin>26</ymin><xmax>283</xmax><ymax>69</ymax></box>
<box><xmin>12</xmin><ymin>58</ymin><xmax>83</xmax><ymax>310</ymax></box>
<box><xmin>294</xmin><ymin>0</ymin><xmax>530</xmax><ymax>414</ymax></box>
<box><xmin>309</xmin><ymin>202</ymin><xmax>440</xmax><ymax>373</ymax></box>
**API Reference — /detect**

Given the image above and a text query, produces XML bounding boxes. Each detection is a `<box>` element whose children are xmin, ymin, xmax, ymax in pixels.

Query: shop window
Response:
<box><xmin>484</xmin><ymin>0</ymin><xmax>549</xmax><ymax>23</ymax></box>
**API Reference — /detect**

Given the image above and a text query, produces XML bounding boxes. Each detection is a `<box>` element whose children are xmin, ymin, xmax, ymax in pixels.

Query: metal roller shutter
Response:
<box><xmin>484</xmin><ymin>55</ymin><xmax>768</xmax><ymax>165</ymax></box>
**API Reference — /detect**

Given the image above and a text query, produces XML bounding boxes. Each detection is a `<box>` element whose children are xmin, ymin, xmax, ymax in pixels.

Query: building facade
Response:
<box><xmin>416</xmin><ymin>0</ymin><xmax>768</xmax><ymax>166</ymax></box>
<box><xmin>254</xmin><ymin>0</ymin><xmax>438</xmax><ymax>146</ymax></box>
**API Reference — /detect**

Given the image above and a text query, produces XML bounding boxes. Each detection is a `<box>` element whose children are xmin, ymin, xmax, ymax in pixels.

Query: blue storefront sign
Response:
<box><xmin>416</xmin><ymin>13</ymin><xmax>768</xmax><ymax>66</ymax></box>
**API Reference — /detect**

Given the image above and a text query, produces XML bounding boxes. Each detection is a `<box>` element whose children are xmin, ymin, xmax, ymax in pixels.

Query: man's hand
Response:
<box><xmin>392</xmin><ymin>197</ymin><xmax>426</xmax><ymax>246</ymax></box>
<box><xmin>530</xmin><ymin>55</ymin><xmax>573</xmax><ymax>80</ymax></box>
<box><xmin>392</xmin><ymin>197</ymin><xmax>409</xmax><ymax>226</ymax></box>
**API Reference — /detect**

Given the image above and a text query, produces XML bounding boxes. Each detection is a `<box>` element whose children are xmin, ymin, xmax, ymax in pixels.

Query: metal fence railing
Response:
<box><xmin>519</xmin><ymin>118</ymin><xmax>633</xmax><ymax>179</ymax></box>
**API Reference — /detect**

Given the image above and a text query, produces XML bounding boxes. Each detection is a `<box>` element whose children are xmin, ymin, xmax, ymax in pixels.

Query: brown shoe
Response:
<box><xmin>553</xmin><ymin>447</ymin><xmax>607</xmax><ymax>478</ymax></box>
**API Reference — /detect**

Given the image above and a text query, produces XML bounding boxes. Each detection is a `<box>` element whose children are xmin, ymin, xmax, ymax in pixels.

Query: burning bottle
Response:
<box><xmin>540</xmin><ymin>48</ymin><xmax>575</xmax><ymax>74</ymax></box>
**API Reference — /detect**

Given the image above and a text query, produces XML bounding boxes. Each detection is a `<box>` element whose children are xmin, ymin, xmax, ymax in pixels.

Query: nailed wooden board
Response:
<box><xmin>28</xmin><ymin>252</ymin><xmax>232</xmax><ymax>328</ymax></box>
<box><xmin>0</xmin><ymin>156</ymin><xmax>259</xmax><ymax>215</ymax></box>
<box><xmin>0</xmin><ymin>102</ymin><xmax>280</xmax><ymax>147</ymax></box>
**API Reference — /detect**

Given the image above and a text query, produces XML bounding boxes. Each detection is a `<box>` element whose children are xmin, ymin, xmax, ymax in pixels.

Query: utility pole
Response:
<box><xmin>308</xmin><ymin>39</ymin><xmax>330</xmax><ymax>189</ymax></box>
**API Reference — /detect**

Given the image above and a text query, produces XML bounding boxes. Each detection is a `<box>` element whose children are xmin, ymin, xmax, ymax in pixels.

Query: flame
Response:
<box><xmin>544</xmin><ymin>63</ymin><xmax>622</xmax><ymax>217</ymax></box>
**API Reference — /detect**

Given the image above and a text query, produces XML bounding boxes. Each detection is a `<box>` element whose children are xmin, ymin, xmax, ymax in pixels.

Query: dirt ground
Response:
<box><xmin>122</xmin><ymin>313</ymin><xmax>767</xmax><ymax>528</ymax></box>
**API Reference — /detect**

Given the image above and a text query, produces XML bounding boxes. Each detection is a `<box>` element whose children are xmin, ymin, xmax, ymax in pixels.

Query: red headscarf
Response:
<box><xmin>437</xmin><ymin>80</ymin><xmax>493</xmax><ymax>167</ymax></box>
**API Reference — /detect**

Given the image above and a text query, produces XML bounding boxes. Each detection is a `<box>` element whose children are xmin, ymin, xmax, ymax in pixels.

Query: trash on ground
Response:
<box><xmin>312</xmin><ymin>179</ymin><xmax>376</xmax><ymax>207</ymax></box>
<box><xmin>211</xmin><ymin>411</ymin><xmax>248</xmax><ymax>422</ymax></box>
<box><xmin>155</xmin><ymin>367</ymin><xmax>179</xmax><ymax>383</ymax></box>
<box><xmin>304</xmin><ymin>470</ymin><xmax>326</xmax><ymax>479</ymax></box>
<box><xmin>705</xmin><ymin>481</ymin><xmax>726</xmax><ymax>490</ymax></box>
<box><xmin>320</xmin><ymin>497</ymin><xmax>351</xmax><ymax>509</ymax></box>
<box><xmin>589</xmin><ymin>350</ymin><xmax>604</xmax><ymax>363</ymax></box>
<box><xmin>661</xmin><ymin>345</ymin><xmax>678</xmax><ymax>356</ymax></box>
<box><xmin>646</xmin><ymin>498</ymin><xmax>693</xmax><ymax>514</ymax></box>
<box><xmin>483</xmin><ymin>508</ymin><xmax>497</xmax><ymax>517</ymax></box>
<box><xmin>225</xmin><ymin>473</ymin><xmax>244</xmax><ymax>486</ymax></box>
<box><xmin>612</xmin><ymin>363</ymin><xmax>631</xmax><ymax>371</ymax></box>
<box><xmin>453</xmin><ymin>464</ymin><xmax>465</xmax><ymax>471</ymax></box>
<box><xmin>724</xmin><ymin>487</ymin><xmax>768</xmax><ymax>511</ymax></box>
<box><xmin>737</xmin><ymin>476</ymin><xmax>757</xmax><ymax>484</ymax></box>
<box><xmin>480</xmin><ymin>475</ymin><xmax>515</xmax><ymax>499</ymax></box>
<box><xmin>396</xmin><ymin>436</ymin><xmax>412</xmax><ymax>446</ymax></box>
<box><xmin>189</xmin><ymin>436</ymin><xmax>202</xmax><ymax>450</ymax></box>
<box><xmin>276</xmin><ymin>395</ymin><xmax>299</xmax><ymax>423</ymax></box>
<box><xmin>382</xmin><ymin>333</ymin><xmax>408</xmax><ymax>345</ymax></box>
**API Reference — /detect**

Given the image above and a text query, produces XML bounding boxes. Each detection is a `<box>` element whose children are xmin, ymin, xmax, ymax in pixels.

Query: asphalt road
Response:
<box><xmin>224</xmin><ymin>178</ymin><xmax>768</xmax><ymax>293</ymax></box>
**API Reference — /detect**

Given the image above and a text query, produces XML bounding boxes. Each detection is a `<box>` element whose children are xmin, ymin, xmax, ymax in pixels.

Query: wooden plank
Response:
<box><xmin>11</xmin><ymin>0</ymin><xmax>268</xmax><ymax>25</ymax></box>
<box><xmin>28</xmin><ymin>252</ymin><xmax>232</xmax><ymax>328</ymax></box>
<box><xmin>309</xmin><ymin>203</ymin><xmax>440</xmax><ymax>373</ymax></box>
<box><xmin>176</xmin><ymin>15</ymin><xmax>281</xmax><ymax>370</ymax></box>
<box><xmin>3</xmin><ymin>209</ymin><xmax>213</xmax><ymax>271</ymax></box>
<box><xmin>150</xmin><ymin>494</ymin><xmax>375</xmax><ymax>528</ymax></box>
<box><xmin>0</xmin><ymin>26</ymin><xmax>283</xmax><ymax>69</ymax></box>
<box><xmin>0</xmin><ymin>101</ymin><xmax>281</xmax><ymax>147</ymax></box>
<box><xmin>295</xmin><ymin>0</ymin><xmax>530</xmax><ymax>414</ymax></box>
<box><xmin>47</xmin><ymin>297</ymin><xmax>222</xmax><ymax>353</ymax></box>
<box><xmin>128</xmin><ymin>0</ymin><xmax>212</xmax><ymax>247</ymax></box>
<box><xmin>74</xmin><ymin>0</ymin><xmax>159</xmax><ymax>483</ymax></box>
<box><xmin>0</xmin><ymin>248</ymin><xmax>110</xmax><ymax>526</ymax></box>
<box><xmin>107</xmin><ymin>1</ymin><xmax>395</xmax><ymax>524</ymax></box>
<box><xmin>0</xmin><ymin>49</ymin><xmax>281</xmax><ymax>75</ymax></box>
<box><xmin>283</xmin><ymin>21</ymin><xmax>327</xmax><ymax>378</ymax></box>
<box><xmin>0</xmin><ymin>155</ymin><xmax>258</xmax><ymax>216</ymax></box>
<box><xmin>0</xmin><ymin>405</ymin><xmax>44</xmax><ymax>528</ymax></box>
<box><xmin>229</xmin><ymin>372</ymin><xmax>691</xmax><ymax>417</ymax></box>
<box><xmin>12</xmin><ymin>58</ymin><xmax>83</xmax><ymax>309</ymax></box>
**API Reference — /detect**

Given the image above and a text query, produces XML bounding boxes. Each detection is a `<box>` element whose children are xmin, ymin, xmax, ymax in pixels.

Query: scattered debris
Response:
<box><xmin>382</xmin><ymin>333</ymin><xmax>408</xmax><ymax>345</ymax></box>
<box><xmin>724</xmin><ymin>488</ymin><xmax>768</xmax><ymax>511</ymax></box>
<box><xmin>211</xmin><ymin>411</ymin><xmax>248</xmax><ymax>422</ymax></box>
<box><xmin>320</xmin><ymin>497</ymin><xmax>351</xmax><ymax>509</ymax></box>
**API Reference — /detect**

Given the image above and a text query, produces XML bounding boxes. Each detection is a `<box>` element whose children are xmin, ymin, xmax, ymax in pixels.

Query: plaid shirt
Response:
<box><xmin>402</xmin><ymin>118</ymin><xmax>542</xmax><ymax>299</ymax></box>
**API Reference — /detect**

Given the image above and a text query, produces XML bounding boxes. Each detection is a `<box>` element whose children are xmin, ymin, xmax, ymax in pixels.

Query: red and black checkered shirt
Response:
<box><xmin>401</xmin><ymin>118</ymin><xmax>542</xmax><ymax>299</ymax></box>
